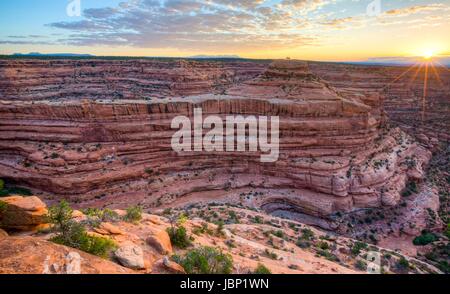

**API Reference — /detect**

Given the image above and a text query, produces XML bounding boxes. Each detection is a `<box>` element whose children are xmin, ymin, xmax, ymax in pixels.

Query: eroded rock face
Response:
<box><xmin>309</xmin><ymin>62</ymin><xmax>450</xmax><ymax>143</ymax></box>
<box><xmin>0</xmin><ymin>59</ymin><xmax>435</xmax><ymax>223</ymax></box>
<box><xmin>0</xmin><ymin>196</ymin><xmax>48</xmax><ymax>230</ymax></box>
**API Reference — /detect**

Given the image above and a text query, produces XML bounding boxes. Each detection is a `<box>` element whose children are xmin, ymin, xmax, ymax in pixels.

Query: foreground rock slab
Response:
<box><xmin>0</xmin><ymin>236</ymin><xmax>133</xmax><ymax>274</ymax></box>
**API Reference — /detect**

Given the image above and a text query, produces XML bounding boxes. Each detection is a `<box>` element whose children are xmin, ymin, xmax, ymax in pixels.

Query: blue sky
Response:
<box><xmin>0</xmin><ymin>0</ymin><xmax>449</xmax><ymax>60</ymax></box>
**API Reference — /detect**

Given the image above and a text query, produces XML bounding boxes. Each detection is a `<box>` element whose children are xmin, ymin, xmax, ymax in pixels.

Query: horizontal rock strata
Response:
<box><xmin>0</xmin><ymin>59</ymin><xmax>433</xmax><ymax>222</ymax></box>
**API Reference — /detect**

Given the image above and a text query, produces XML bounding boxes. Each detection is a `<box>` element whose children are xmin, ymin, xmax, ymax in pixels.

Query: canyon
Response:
<box><xmin>0</xmin><ymin>57</ymin><xmax>448</xmax><ymax>274</ymax></box>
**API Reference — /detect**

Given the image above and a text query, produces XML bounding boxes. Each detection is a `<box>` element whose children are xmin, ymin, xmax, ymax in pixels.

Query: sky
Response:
<box><xmin>0</xmin><ymin>0</ymin><xmax>449</xmax><ymax>61</ymax></box>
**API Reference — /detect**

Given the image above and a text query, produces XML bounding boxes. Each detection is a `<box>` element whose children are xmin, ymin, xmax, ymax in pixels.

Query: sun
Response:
<box><xmin>422</xmin><ymin>50</ymin><xmax>434</xmax><ymax>60</ymax></box>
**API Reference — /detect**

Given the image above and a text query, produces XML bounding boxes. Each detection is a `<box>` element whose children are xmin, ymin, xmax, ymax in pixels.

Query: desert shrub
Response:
<box><xmin>272</xmin><ymin>230</ymin><xmax>284</xmax><ymax>238</ymax></box>
<box><xmin>102</xmin><ymin>208</ymin><xmax>120</xmax><ymax>222</ymax></box>
<box><xmin>413</xmin><ymin>231</ymin><xmax>438</xmax><ymax>246</ymax></box>
<box><xmin>228</xmin><ymin>211</ymin><xmax>239</xmax><ymax>223</ymax></box>
<box><xmin>402</xmin><ymin>180</ymin><xmax>418</xmax><ymax>197</ymax></box>
<box><xmin>253</xmin><ymin>216</ymin><xmax>263</xmax><ymax>224</ymax></box>
<box><xmin>83</xmin><ymin>207</ymin><xmax>103</xmax><ymax>218</ymax></box>
<box><xmin>0</xmin><ymin>200</ymin><xmax>7</xmax><ymax>213</ymax></box>
<box><xmin>0</xmin><ymin>185</ymin><xmax>32</xmax><ymax>197</ymax></box>
<box><xmin>264</xmin><ymin>249</ymin><xmax>278</xmax><ymax>260</ymax></box>
<box><xmin>355</xmin><ymin>260</ymin><xmax>367</xmax><ymax>271</ymax></box>
<box><xmin>177</xmin><ymin>213</ymin><xmax>188</xmax><ymax>225</ymax></box>
<box><xmin>47</xmin><ymin>200</ymin><xmax>74</xmax><ymax>233</ymax></box>
<box><xmin>50</xmin><ymin>222</ymin><xmax>116</xmax><ymax>258</ymax></box>
<box><xmin>82</xmin><ymin>207</ymin><xmax>120</xmax><ymax>223</ymax></box>
<box><xmin>167</xmin><ymin>225</ymin><xmax>191</xmax><ymax>248</ymax></box>
<box><xmin>296</xmin><ymin>239</ymin><xmax>311</xmax><ymax>248</ymax></box>
<box><xmin>351</xmin><ymin>241</ymin><xmax>368</xmax><ymax>255</ymax></box>
<box><xmin>48</xmin><ymin>201</ymin><xmax>117</xmax><ymax>258</ymax></box>
<box><xmin>317</xmin><ymin>241</ymin><xmax>330</xmax><ymax>250</ymax></box>
<box><xmin>0</xmin><ymin>179</ymin><xmax>4</xmax><ymax>190</ymax></box>
<box><xmin>317</xmin><ymin>249</ymin><xmax>339</xmax><ymax>262</ymax></box>
<box><xmin>216</xmin><ymin>220</ymin><xmax>225</xmax><ymax>236</ymax></box>
<box><xmin>396</xmin><ymin>256</ymin><xmax>410</xmax><ymax>270</ymax></box>
<box><xmin>298</xmin><ymin>228</ymin><xmax>315</xmax><ymax>241</ymax></box>
<box><xmin>192</xmin><ymin>223</ymin><xmax>213</xmax><ymax>236</ymax></box>
<box><xmin>124</xmin><ymin>205</ymin><xmax>142</xmax><ymax>223</ymax></box>
<box><xmin>253</xmin><ymin>263</ymin><xmax>272</xmax><ymax>274</ymax></box>
<box><xmin>172</xmin><ymin>246</ymin><xmax>233</xmax><ymax>274</ymax></box>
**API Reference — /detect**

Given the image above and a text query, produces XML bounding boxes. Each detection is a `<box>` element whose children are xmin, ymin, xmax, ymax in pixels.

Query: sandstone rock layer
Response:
<box><xmin>0</xmin><ymin>59</ymin><xmax>434</xmax><ymax>222</ymax></box>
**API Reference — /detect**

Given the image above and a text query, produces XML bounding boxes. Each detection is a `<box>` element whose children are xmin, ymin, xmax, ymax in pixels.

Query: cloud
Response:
<box><xmin>84</xmin><ymin>7</ymin><xmax>118</xmax><ymax>19</ymax></box>
<box><xmin>39</xmin><ymin>0</ymin><xmax>447</xmax><ymax>53</ymax></box>
<box><xmin>46</xmin><ymin>0</ymin><xmax>321</xmax><ymax>51</ymax></box>
<box><xmin>384</xmin><ymin>3</ymin><xmax>445</xmax><ymax>17</ymax></box>
<box><xmin>320</xmin><ymin>16</ymin><xmax>356</xmax><ymax>28</ymax></box>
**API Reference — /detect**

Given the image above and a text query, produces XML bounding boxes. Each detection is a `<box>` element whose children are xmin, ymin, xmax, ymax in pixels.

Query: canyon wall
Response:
<box><xmin>0</xmin><ymin>59</ymin><xmax>434</xmax><ymax>224</ymax></box>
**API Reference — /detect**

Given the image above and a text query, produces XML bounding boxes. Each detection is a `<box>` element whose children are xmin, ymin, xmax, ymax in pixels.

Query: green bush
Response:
<box><xmin>0</xmin><ymin>179</ymin><xmax>4</xmax><ymax>191</ymax></box>
<box><xmin>317</xmin><ymin>249</ymin><xmax>339</xmax><ymax>262</ymax></box>
<box><xmin>317</xmin><ymin>241</ymin><xmax>330</xmax><ymax>250</ymax></box>
<box><xmin>396</xmin><ymin>256</ymin><xmax>410</xmax><ymax>270</ymax></box>
<box><xmin>50</xmin><ymin>222</ymin><xmax>116</xmax><ymax>258</ymax></box>
<box><xmin>102</xmin><ymin>208</ymin><xmax>120</xmax><ymax>222</ymax></box>
<box><xmin>355</xmin><ymin>260</ymin><xmax>367</xmax><ymax>271</ymax></box>
<box><xmin>446</xmin><ymin>224</ymin><xmax>450</xmax><ymax>239</ymax></box>
<box><xmin>351</xmin><ymin>241</ymin><xmax>368</xmax><ymax>255</ymax></box>
<box><xmin>82</xmin><ymin>207</ymin><xmax>120</xmax><ymax>222</ymax></box>
<box><xmin>48</xmin><ymin>201</ymin><xmax>117</xmax><ymax>258</ymax></box>
<box><xmin>0</xmin><ymin>200</ymin><xmax>7</xmax><ymax>213</ymax></box>
<box><xmin>413</xmin><ymin>232</ymin><xmax>438</xmax><ymax>246</ymax></box>
<box><xmin>264</xmin><ymin>249</ymin><xmax>278</xmax><ymax>260</ymax></box>
<box><xmin>402</xmin><ymin>181</ymin><xmax>418</xmax><ymax>197</ymax></box>
<box><xmin>216</xmin><ymin>220</ymin><xmax>225</xmax><ymax>236</ymax></box>
<box><xmin>253</xmin><ymin>263</ymin><xmax>272</xmax><ymax>274</ymax></box>
<box><xmin>173</xmin><ymin>246</ymin><xmax>233</xmax><ymax>274</ymax></box>
<box><xmin>47</xmin><ymin>200</ymin><xmax>74</xmax><ymax>233</ymax></box>
<box><xmin>272</xmin><ymin>230</ymin><xmax>284</xmax><ymax>238</ymax></box>
<box><xmin>0</xmin><ymin>185</ymin><xmax>32</xmax><ymax>197</ymax></box>
<box><xmin>124</xmin><ymin>205</ymin><xmax>142</xmax><ymax>223</ymax></box>
<box><xmin>167</xmin><ymin>225</ymin><xmax>191</xmax><ymax>248</ymax></box>
<box><xmin>300</xmin><ymin>228</ymin><xmax>314</xmax><ymax>241</ymax></box>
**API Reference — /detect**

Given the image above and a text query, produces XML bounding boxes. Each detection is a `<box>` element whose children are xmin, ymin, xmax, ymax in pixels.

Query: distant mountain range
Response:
<box><xmin>12</xmin><ymin>52</ymin><xmax>94</xmax><ymax>57</ymax></box>
<box><xmin>8</xmin><ymin>53</ymin><xmax>449</xmax><ymax>67</ymax></box>
<box><xmin>10</xmin><ymin>53</ymin><xmax>243</xmax><ymax>59</ymax></box>
<box><xmin>348</xmin><ymin>56</ymin><xmax>450</xmax><ymax>67</ymax></box>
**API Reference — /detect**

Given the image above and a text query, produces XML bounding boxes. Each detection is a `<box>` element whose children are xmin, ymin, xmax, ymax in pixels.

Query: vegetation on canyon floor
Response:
<box><xmin>172</xmin><ymin>246</ymin><xmax>233</xmax><ymax>274</ymax></box>
<box><xmin>47</xmin><ymin>200</ymin><xmax>117</xmax><ymax>258</ymax></box>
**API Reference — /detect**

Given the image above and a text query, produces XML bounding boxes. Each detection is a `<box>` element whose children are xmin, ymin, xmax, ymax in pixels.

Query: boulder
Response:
<box><xmin>143</xmin><ymin>214</ymin><xmax>163</xmax><ymax>225</ymax></box>
<box><xmin>113</xmin><ymin>242</ymin><xmax>145</xmax><ymax>270</ymax></box>
<box><xmin>161</xmin><ymin>256</ymin><xmax>186</xmax><ymax>274</ymax></box>
<box><xmin>146</xmin><ymin>228</ymin><xmax>173</xmax><ymax>255</ymax></box>
<box><xmin>0</xmin><ymin>196</ymin><xmax>48</xmax><ymax>230</ymax></box>
<box><xmin>71</xmin><ymin>210</ymin><xmax>87</xmax><ymax>222</ymax></box>
<box><xmin>0</xmin><ymin>228</ymin><xmax>8</xmax><ymax>239</ymax></box>
<box><xmin>94</xmin><ymin>222</ymin><xmax>124</xmax><ymax>236</ymax></box>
